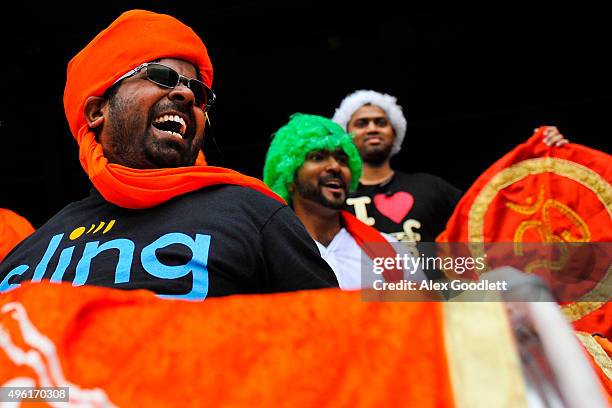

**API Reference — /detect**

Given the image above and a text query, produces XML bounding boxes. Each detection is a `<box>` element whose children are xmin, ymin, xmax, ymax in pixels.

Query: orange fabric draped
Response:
<box><xmin>63</xmin><ymin>9</ymin><xmax>283</xmax><ymax>209</ymax></box>
<box><xmin>435</xmin><ymin>127</ymin><xmax>611</xmax><ymax>298</ymax></box>
<box><xmin>436</xmin><ymin>127</ymin><xmax>612</xmax><ymax>399</ymax></box>
<box><xmin>0</xmin><ymin>209</ymin><xmax>34</xmax><ymax>263</ymax></box>
<box><xmin>437</xmin><ymin>127</ymin><xmax>611</xmax><ymax>243</ymax></box>
<box><xmin>0</xmin><ymin>282</ymin><xmax>454</xmax><ymax>407</ymax></box>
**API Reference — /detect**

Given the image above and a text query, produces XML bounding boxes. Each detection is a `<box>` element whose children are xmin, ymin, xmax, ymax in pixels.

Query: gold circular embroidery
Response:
<box><xmin>467</xmin><ymin>157</ymin><xmax>612</xmax><ymax>303</ymax></box>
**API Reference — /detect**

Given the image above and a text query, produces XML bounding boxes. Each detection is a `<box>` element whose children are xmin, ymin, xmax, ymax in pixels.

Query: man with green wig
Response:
<box><xmin>264</xmin><ymin>114</ymin><xmax>422</xmax><ymax>289</ymax></box>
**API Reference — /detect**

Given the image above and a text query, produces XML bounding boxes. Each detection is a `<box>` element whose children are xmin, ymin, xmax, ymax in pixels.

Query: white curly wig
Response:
<box><xmin>332</xmin><ymin>90</ymin><xmax>407</xmax><ymax>156</ymax></box>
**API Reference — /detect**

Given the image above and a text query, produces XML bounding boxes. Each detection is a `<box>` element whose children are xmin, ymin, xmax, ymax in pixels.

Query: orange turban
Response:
<box><xmin>63</xmin><ymin>10</ymin><xmax>282</xmax><ymax>208</ymax></box>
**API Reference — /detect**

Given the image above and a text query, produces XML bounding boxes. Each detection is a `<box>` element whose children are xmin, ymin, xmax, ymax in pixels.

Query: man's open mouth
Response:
<box><xmin>322</xmin><ymin>179</ymin><xmax>346</xmax><ymax>192</ymax></box>
<box><xmin>152</xmin><ymin>114</ymin><xmax>188</xmax><ymax>139</ymax></box>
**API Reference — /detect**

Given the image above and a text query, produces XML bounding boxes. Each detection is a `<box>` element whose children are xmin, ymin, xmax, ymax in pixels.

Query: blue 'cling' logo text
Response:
<box><xmin>0</xmin><ymin>232</ymin><xmax>211</xmax><ymax>301</ymax></box>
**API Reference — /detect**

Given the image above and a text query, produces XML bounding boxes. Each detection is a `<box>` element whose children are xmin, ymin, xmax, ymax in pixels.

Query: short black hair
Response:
<box><xmin>103</xmin><ymin>81</ymin><xmax>121</xmax><ymax>101</ymax></box>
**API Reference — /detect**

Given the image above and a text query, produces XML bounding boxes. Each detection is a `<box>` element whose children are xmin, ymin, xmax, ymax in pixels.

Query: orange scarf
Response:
<box><xmin>63</xmin><ymin>9</ymin><xmax>283</xmax><ymax>209</ymax></box>
<box><xmin>0</xmin><ymin>209</ymin><xmax>34</xmax><ymax>262</ymax></box>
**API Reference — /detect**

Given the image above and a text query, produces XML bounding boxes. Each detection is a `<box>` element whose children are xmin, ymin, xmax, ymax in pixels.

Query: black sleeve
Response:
<box><xmin>446</xmin><ymin>181</ymin><xmax>463</xmax><ymax>210</ymax></box>
<box><xmin>260</xmin><ymin>206</ymin><xmax>339</xmax><ymax>292</ymax></box>
<box><xmin>434</xmin><ymin>177</ymin><xmax>463</xmax><ymax>234</ymax></box>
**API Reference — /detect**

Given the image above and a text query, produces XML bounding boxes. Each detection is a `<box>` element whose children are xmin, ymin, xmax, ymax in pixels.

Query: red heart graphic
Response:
<box><xmin>373</xmin><ymin>192</ymin><xmax>414</xmax><ymax>224</ymax></box>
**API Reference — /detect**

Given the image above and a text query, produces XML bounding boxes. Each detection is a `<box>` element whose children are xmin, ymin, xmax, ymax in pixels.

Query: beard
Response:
<box><xmin>106</xmin><ymin>94</ymin><xmax>199</xmax><ymax>169</ymax></box>
<box><xmin>294</xmin><ymin>175</ymin><xmax>347</xmax><ymax>210</ymax></box>
<box><xmin>359</xmin><ymin>143</ymin><xmax>393</xmax><ymax>166</ymax></box>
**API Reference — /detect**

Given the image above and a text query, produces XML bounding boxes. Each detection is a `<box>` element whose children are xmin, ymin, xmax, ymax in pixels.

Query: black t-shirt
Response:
<box><xmin>346</xmin><ymin>172</ymin><xmax>462</xmax><ymax>243</ymax></box>
<box><xmin>0</xmin><ymin>186</ymin><xmax>338</xmax><ymax>300</ymax></box>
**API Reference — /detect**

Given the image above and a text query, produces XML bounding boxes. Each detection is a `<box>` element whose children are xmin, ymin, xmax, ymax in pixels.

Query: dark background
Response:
<box><xmin>1</xmin><ymin>2</ymin><xmax>610</xmax><ymax>227</ymax></box>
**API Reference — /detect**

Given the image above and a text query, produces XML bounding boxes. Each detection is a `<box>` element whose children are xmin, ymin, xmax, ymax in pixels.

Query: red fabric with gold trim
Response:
<box><xmin>437</xmin><ymin>127</ymin><xmax>611</xmax><ymax>244</ymax></box>
<box><xmin>0</xmin><ymin>283</ymin><xmax>454</xmax><ymax>407</ymax></box>
<box><xmin>436</xmin><ymin>127</ymin><xmax>612</xmax><ymax>397</ymax></box>
<box><xmin>436</xmin><ymin>127</ymin><xmax>611</xmax><ymax>296</ymax></box>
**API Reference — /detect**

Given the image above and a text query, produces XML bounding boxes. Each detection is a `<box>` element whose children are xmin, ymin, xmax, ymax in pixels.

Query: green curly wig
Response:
<box><xmin>263</xmin><ymin>113</ymin><xmax>362</xmax><ymax>204</ymax></box>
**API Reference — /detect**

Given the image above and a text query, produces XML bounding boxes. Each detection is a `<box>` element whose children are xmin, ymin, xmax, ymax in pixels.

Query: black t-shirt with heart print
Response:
<box><xmin>345</xmin><ymin>172</ymin><xmax>462</xmax><ymax>243</ymax></box>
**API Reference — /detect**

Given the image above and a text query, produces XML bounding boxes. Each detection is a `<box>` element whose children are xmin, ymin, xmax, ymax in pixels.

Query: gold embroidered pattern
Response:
<box><xmin>468</xmin><ymin>157</ymin><xmax>612</xmax><ymax>242</ymax></box>
<box><xmin>561</xmin><ymin>302</ymin><xmax>606</xmax><ymax>322</ymax></box>
<box><xmin>513</xmin><ymin>220</ymin><xmax>545</xmax><ymax>253</ymax></box>
<box><xmin>506</xmin><ymin>187</ymin><xmax>545</xmax><ymax>215</ymax></box>
<box><xmin>542</xmin><ymin>199</ymin><xmax>591</xmax><ymax>242</ymax></box>
<box><xmin>506</xmin><ymin>186</ymin><xmax>591</xmax><ymax>273</ymax></box>
<box><xmin>576</xmin><ymin>332</ymin><xmax>612</xmax><ymax>381</ymax></box>
<box><xmin>466</xmin><ymin>157</ymin><xmax>612</xmax><ymax>302</ymax></box>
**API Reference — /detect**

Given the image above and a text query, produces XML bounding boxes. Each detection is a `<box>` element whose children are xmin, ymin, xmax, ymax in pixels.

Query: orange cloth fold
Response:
<box><xmin>572</xmin><ymin>303</ymin><xmax>612</xmax><ymax>339</ymax></box>
<box><xmin>595</xmin><ymin>335</ymin><xmax>612</xmax><ymax>357</ymax></box>
<box><xmin>0</xmin><ymin>209</ymin><xmax>34</xmax><ymax>262</ymax></box>
<box><xmin>63</xmin><ymin>9</ymin><xmax>282</xmax><ymax>209</ymax></box>
<box><xmin>0</xmin><ymin>282</ymin><xmax>454</xmax><ymax>407</ymax></box>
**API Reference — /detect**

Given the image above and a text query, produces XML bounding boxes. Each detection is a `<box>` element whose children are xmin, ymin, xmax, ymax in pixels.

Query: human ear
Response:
<box><xmin>83</xmin><ymin>96</ymin><xmax>107</xmax><ymax>129</ymax></box>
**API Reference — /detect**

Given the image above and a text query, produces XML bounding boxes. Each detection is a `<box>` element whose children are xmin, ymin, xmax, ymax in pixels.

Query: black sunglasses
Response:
<box><xmin>113</xmin><ymin>62</ymin><xmax>216</xmax><ymax>111</ymax></box>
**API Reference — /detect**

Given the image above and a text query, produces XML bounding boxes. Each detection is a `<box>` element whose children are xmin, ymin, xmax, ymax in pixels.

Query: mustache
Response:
<box><xmin>319</xmin><ymin>173</ymin><xmax>347</xmax><ymax>189</ymax></box>
<box><xmin>151</xmin><ymin>103</ymin><xmax>191</xmax><ymax>118</ymax></box>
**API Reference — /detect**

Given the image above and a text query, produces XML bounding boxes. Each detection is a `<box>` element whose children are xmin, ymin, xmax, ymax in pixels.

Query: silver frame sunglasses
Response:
<box><xmin>112</xmin><ymin>62</ymin><xmax>216</xmax><ymax>111</ymax></box>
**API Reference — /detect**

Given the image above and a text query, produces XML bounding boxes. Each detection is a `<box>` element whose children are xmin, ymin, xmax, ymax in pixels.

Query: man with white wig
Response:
<box><xmin>332</xmin><ymin>90</ymin><xmax>462</xmax><ymax>243</ymax></box>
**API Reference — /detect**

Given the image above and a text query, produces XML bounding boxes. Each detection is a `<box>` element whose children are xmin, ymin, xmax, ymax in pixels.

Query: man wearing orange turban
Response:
<box><xmin>0</xmin><ymin>10</ymin><xmax>337</xmax><ymax>300</ymax></box>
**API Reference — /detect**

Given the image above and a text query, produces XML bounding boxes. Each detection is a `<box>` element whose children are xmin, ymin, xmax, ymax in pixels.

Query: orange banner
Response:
<box><xmin>0</xmin><ymin>283</ymin><xmax>454</xmax><ymax>407</ymax></box>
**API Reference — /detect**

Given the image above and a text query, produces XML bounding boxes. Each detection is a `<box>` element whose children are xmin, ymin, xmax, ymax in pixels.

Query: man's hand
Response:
<box><xmin>538</xmin><ymin>126</ymin><xmax>569</xmax><ymax>147</ymax></box>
